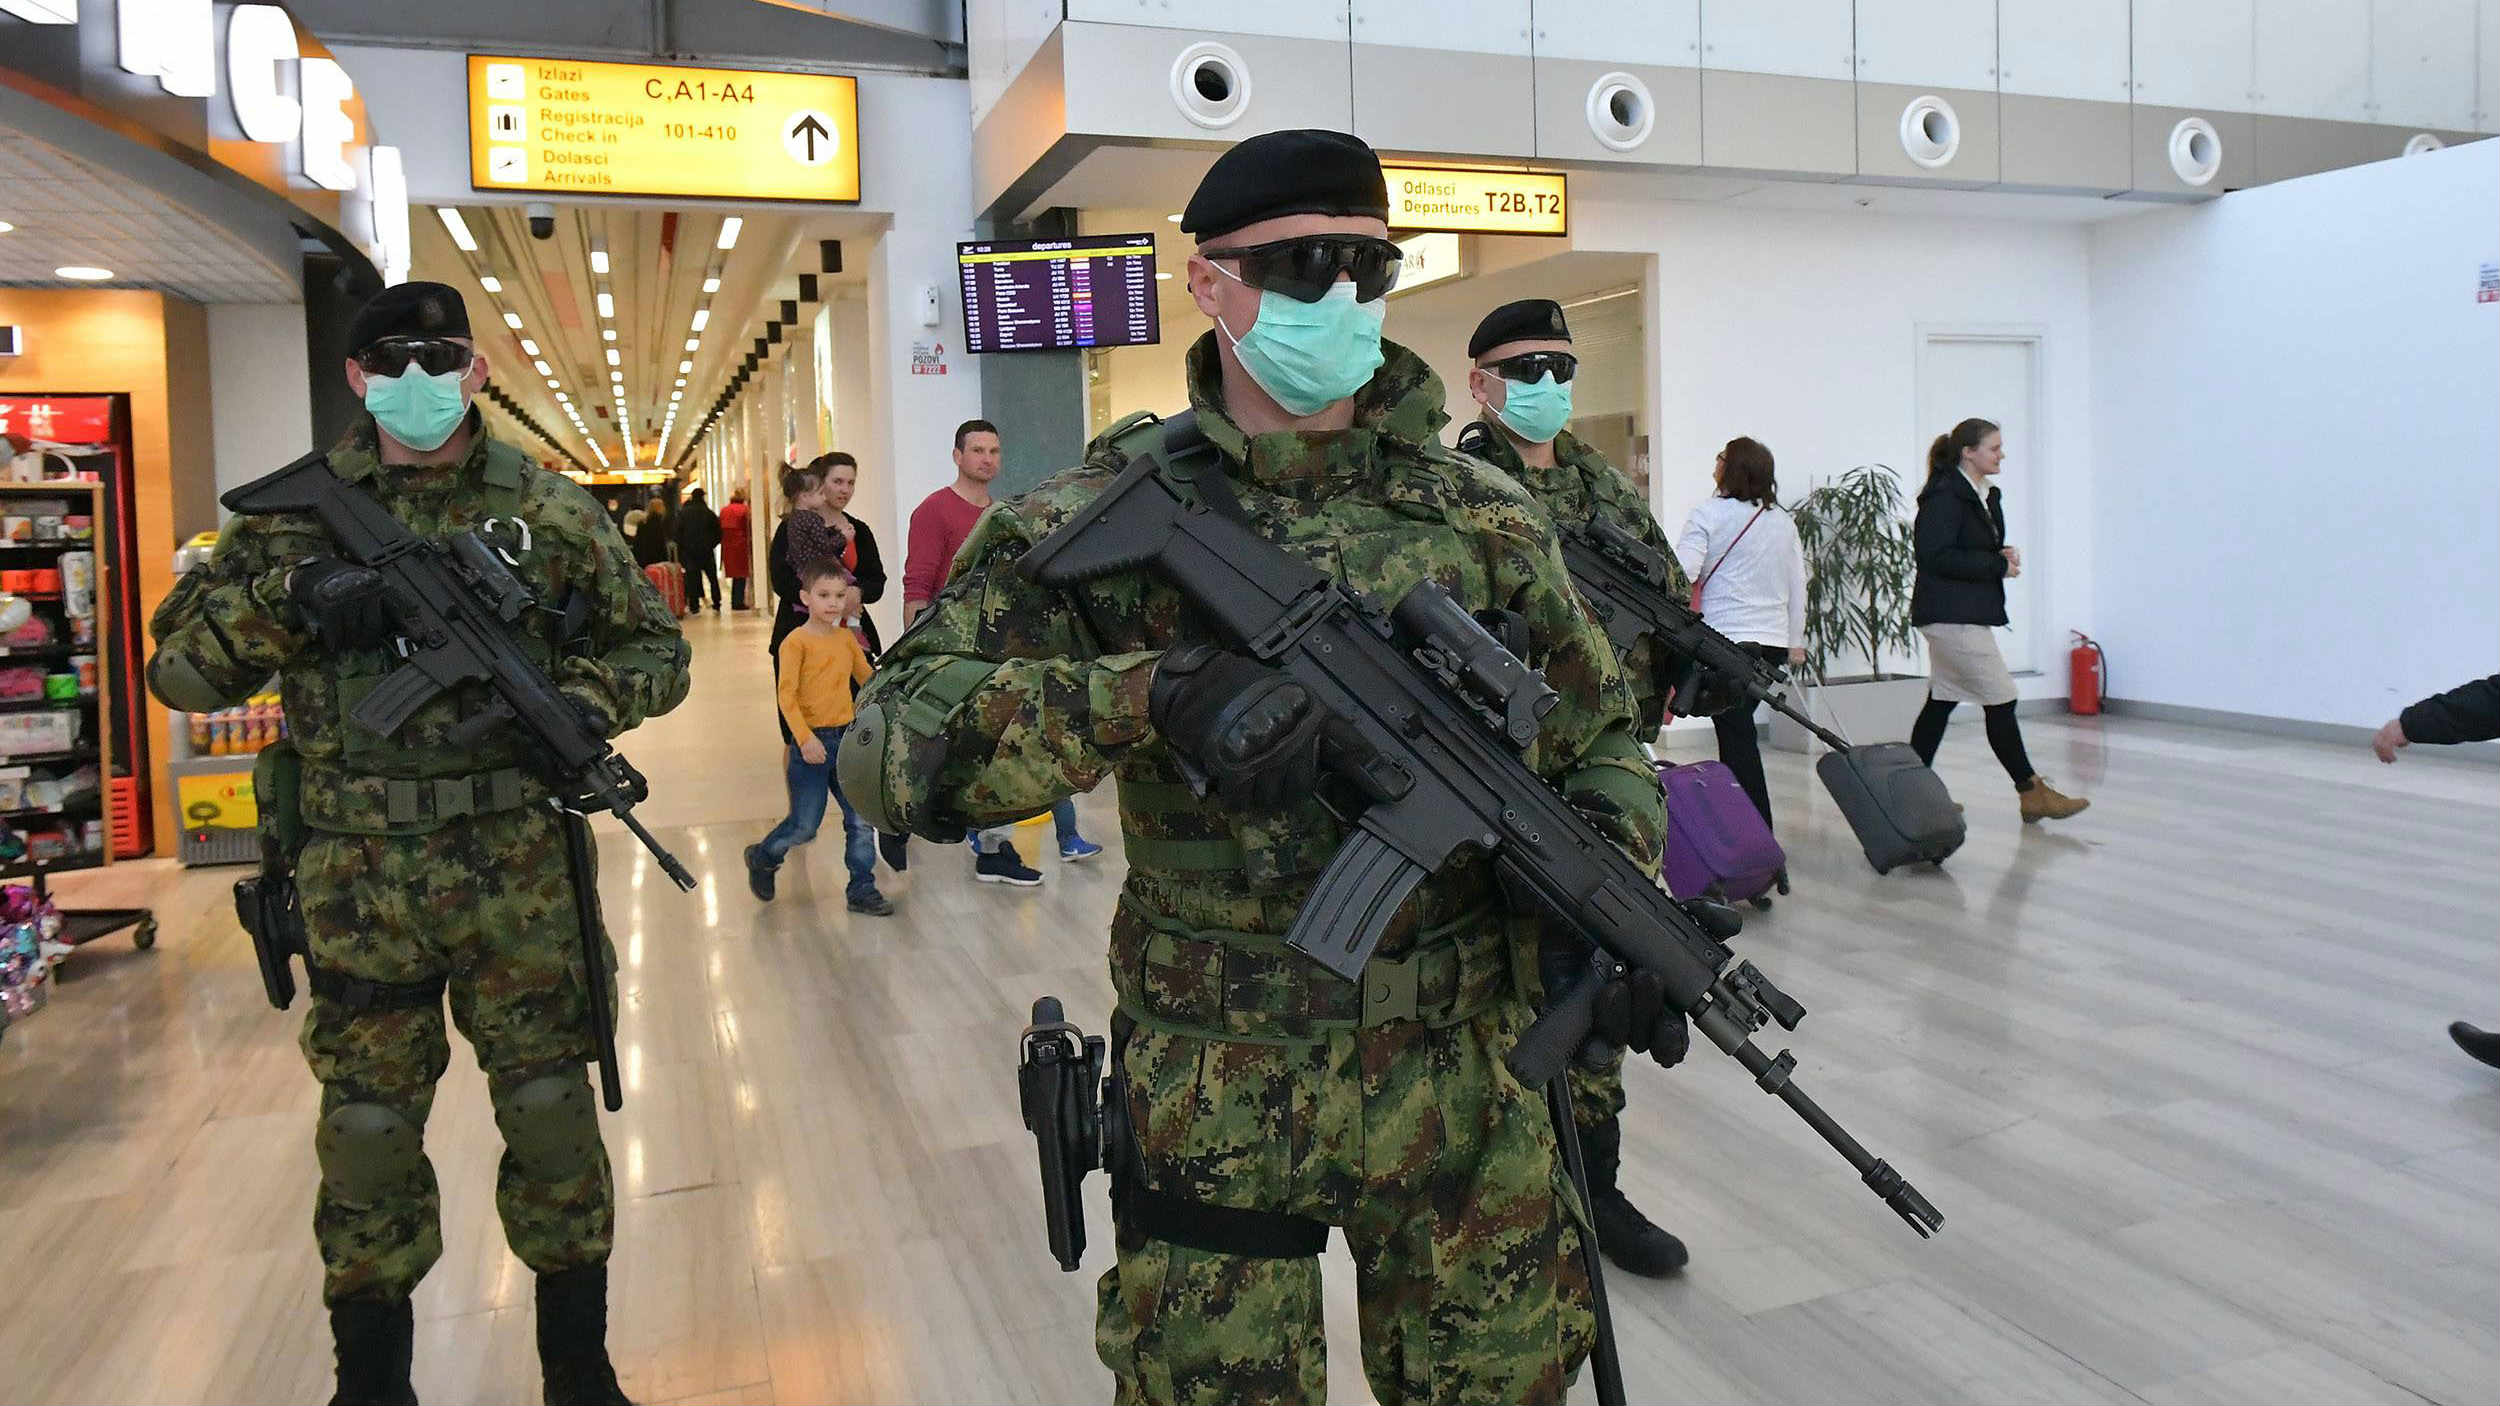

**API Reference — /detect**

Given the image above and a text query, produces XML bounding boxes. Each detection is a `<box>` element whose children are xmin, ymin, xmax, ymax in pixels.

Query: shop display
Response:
<box><xmin>0</xmin><ymin>883</ymin><xmax>65</xmax><ymax>1023</ymax></box>
<box><xmin>187</xmin><ymin>694</ymin><xmax>288</xmax><ymax>756</ymax></box>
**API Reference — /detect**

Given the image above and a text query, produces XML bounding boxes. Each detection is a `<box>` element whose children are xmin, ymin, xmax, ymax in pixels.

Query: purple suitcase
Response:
<box><xmin>1658</xmin><ymin>760</ymin><xmax>1787</xmax><ymax>902</ymax></box>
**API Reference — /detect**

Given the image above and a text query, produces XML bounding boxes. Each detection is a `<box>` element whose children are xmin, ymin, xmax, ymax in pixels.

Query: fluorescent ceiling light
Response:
<box><xmin>715</xmin><ymin>217</ymin><xmax>742</xmax><ymax>250</ymax></box>
<box><xmin>603</xmin><ymin>329</ymin><xmax>617</xmax><ymax>342</ymax></box>
<box><xmin>436</xmin><ymin>208</ymin><xmax>478</xmax><ymax>252</ymax></box>
<box><xmin>534</xmin><ymin>360</ymin><xmax>552</xmax><ymax>376</ymax></box>
<box><xmin>479</xmin><ymin>275</ymin><xmax>502</xmax><ymax>293</ymax></box>
<box><xmin>702</xmin><ymin>276</ymin><xmax>720</xmax><ymax>294</ymax></box>
<box><xmin>678</xmin><ymin>359</ymin><xmax>693</xmax><ymax>373</ymax></box>
<box><xmin>605</xmin><ymin>348</ymin><xmax>621</xmax><ymax>366</ymax></box>
<box><xmin>1155</xmin><ymin>272</ymin><xmax>1172</xmax><ymax>281</ymax></box>
<box><xmin>546</xmin><ymin>378</ymin><xmax>560</xmax><ymax>389</ymax></box>
<box><xmin>54</xmin><ymin>266</ymin><xmax>114</xmax><ymax>281</ymax></box>
<box><xmin>674</xmin><ymin>377</ymin><xmax>686</xmax><ymax>387</ymax></box>
<box><xmin>671</xmin><ymin>390</ymin><xmax>682</xmax><ymax>401</ymax></box>
<box><xmin>684</xmin><ymin>338</ymin><xmax>699</xmax><ymax>352</ymax></box>
<box><xmin>590</xmin><ymin>247</ymin><xmax>610</xmax><ymax>275</ymax></box>
<box><xmin>610</xmin><ymin>369</ymin><xmax>623</xmax><ymax>381</ymax></box>
<box><xmin>690</xmin><ymin>309</ymin><xmax>710</xmax><ymax>331</ymax></box>
<box><xmin>596</xmin><ymin>291</ymin><xmax>614</xmax><ymax>319</ymax></box>
<box><xmin>519</xmin><ymin>338</ymin><xmax>539</xmax><ymax>356</ymax></box>
<box><xmin>503</xmin><ymin>311</ymin><xmax>524</xmax><ymax>329</ymax></box>
<box><xmin>1166</xmin><ymin>213</ymin><xmax>1183</xmax><ymax>223</ymax></box>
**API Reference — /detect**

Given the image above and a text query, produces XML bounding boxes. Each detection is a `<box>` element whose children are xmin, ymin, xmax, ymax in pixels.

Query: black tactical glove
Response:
<box><xmin>1591</xmin><ymin>963</ymin><xmax>1688</xmax><ymax>1070</ymax></box>
<box><xmin>1150</xmin><ymin>644</ymin><xmax>1331</xmax><ymax>810</ymax></box>
<box><xmin>286</xmin><ymin>557</ymin><xmax>396</xmax><ymax>651</ymax></box>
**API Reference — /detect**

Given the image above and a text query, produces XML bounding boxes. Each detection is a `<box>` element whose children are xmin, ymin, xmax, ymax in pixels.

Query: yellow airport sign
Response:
<box><xmin>467</xmin><ymin>55</ymin><xmax>859</xmax><ymax>203</ymax></box>
<box><xmin>1381</xmin><ymin>164</ymin><xmax>1568</xmax><ymax>237</ymax></box>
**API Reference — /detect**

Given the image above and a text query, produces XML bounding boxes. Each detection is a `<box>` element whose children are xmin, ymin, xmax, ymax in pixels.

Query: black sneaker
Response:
<box><xmin>1592</xmin><ymin>1186</ymin><xmax>1689</xmax><ymax>1277</ymax></box>
<box><xmin>744</xmin><ymin>844</ymin><xmax>776</xmax><ymax>902</ymax></box>
<box><xmin>847</xmin><ymin>888</ymin><xmax>896</xmax><ymax>916</ymax></box>
<box><xmin>878</xmin><ymin>831</ymin><xmax>910</xmax><ymax>872</ymax></box>
<box><xmin>974</xmin><ymin>842</ymin><xmax>1043</xmax><ymax>887</ymax></box>
<box><xmin>2452</xmin><ymin>1022</ymin><xmax>2500</xmax><ymax>1070</ymax></box>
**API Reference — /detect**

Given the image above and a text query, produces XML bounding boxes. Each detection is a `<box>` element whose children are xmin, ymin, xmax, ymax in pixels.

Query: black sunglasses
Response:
<box><xmin>1484</xmin><ymin>351</ymin><xmax>1577</xmax><ymax>385</ymax></box>
<box><xmin>1200</xmin><ymin>235</ymin><xmax>1404</xmax><ymax>304</ymax></box>
<box><xmin>356</xmin><ymin>337</ymin><xmax>475</xmax><ymax>377</ymax></box>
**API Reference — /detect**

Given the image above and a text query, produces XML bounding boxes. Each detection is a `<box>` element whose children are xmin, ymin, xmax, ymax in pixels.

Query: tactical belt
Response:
<box><xmin>301</xmin><ymin>762</ymin><xmax>543</xmax><ymax>834</ymax></box>
<box><xmin>1114</xmin><ymin>899</ymin><xmax>1514</xmax><ymax>1045</ymax></box>
<box><xmin>308</xmin><ymin>964</ymin><xmax>447</xmax><ymax>1013</ymax></box>
<box><xmin>1116</xmin><ymin>1180</ymin><xmax>1331</xmax><ymax>1259</ymax></box>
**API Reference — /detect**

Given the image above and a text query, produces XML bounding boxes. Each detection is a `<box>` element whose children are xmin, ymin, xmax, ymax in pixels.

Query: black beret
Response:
<box><xmin>346</xmin><ymin>281</ymin><xmax>471</xmax><ymax>354</ymax></box>
<box><xmin>1182</xmin><ymin>129</ymin><xmax>1389</xmax><ymax>243</ymax></box>
<box><xmin>1469</xmin><ymin>299</ymin><xmax>1571</xmax><ymax>360</ymax></box>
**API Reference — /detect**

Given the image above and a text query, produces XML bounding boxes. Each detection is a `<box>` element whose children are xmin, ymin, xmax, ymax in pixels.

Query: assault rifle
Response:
<box><xmin>1563</xmin><ymin>517</ymin><xmax>1849</xmax><ymax>747</ymax></box>
<box><xmin>225</xmin><ymin>451</ymin><xmax>696</xmax><ymax>1109</ymax></box>
<box><xmin>1017</xmin><ymin>416</ymin><xmax>1941</xmax><ymax>1239</ymax></box>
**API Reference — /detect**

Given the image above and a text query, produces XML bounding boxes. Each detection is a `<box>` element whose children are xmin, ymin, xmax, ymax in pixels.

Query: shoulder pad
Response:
<box><xmin>1453</xmin><ymin>421</ymin><xmax>1499</xmax><ymax>458</ymax></box>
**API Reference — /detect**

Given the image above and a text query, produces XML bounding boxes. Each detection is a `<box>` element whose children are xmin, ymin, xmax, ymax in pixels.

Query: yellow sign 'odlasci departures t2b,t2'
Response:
<box><xmin>467</xmin><ymin>55</ymin><xmax>860</xmax><ymax>203</ymax></box>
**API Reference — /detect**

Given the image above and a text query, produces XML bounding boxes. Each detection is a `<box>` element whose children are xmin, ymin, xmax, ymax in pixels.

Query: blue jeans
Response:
<box><xmin>760</xmin><ymin>725</ymin><xmax>877</xmax><ymax>895</ymax></box>
<box><xmin>968</xmin><ymin>798</ymin><xmax>1081</xmax><ymax>853</ymax></box>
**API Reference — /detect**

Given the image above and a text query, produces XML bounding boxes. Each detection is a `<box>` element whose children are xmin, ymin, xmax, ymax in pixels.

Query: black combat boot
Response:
<box><xmin>536</xmin><ymin>1264</ymin><xmax>635</xmax><ymax>1406</ymax></box>
<box><xmin>1577</xmin><ymin>1115</ymin><xmax>1689</xmax><ymax>1278</ymax></box>
<box><xmin>2452</xmin><ymin>1022</ymin><xmax>2500</xmax><ymax>1070</ymax></box>
<box><xmin>327</xmin><ymin>1296</ymin><xmax>418</xmax><ymax>1406</ymax></box>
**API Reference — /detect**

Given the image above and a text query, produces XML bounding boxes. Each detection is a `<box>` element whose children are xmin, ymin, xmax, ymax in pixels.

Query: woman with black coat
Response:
<box><xmin>1907</xmin><ymin>417</ymin><xmax>2087</xmax><ymax>823</ymax></box>
<box><xmin>768</xmin><ymin>452</ymin><xmax>885</xmax><ymax>665</ymax></box>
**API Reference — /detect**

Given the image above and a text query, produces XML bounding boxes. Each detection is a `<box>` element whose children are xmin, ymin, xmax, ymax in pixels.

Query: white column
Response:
<box><xmin>207</xmin><ymin>304</ymin><xmax>315</xmax><ymax>504</ymax></box>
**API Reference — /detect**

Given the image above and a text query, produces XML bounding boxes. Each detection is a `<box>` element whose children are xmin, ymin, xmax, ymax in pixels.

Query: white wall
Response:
<box><xmin>2088</xmin><ymin>140</ymin><xmax>2500</xmax><ymax>729</ymax></box>
<box><xmin>859</xmin><ymin>74</ymin><xmax>987</xmax><ymax>644</ymax></box>
<box><xmin>206</xmin><ymin>303</ymin><xmax>314</xmax><ymax>501</ymax></box>
<box><xmin>1576</xmin><ymin>198</ymin><xmax>2099</xmax><ymax>694</ymax></box>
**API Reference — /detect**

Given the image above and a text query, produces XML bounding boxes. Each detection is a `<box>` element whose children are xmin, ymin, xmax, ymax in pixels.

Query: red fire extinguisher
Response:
<box><xmin>2069</xmin><ymin>631</ymin><xmax>2107</xmax><ymax>715</ymax></box>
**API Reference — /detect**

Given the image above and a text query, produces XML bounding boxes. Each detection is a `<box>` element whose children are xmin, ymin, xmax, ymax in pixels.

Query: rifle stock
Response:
<box><xmin>1019</xmin><ymin>448</ymin><xmax>1943</xmax><ymax>1239</ymax></box>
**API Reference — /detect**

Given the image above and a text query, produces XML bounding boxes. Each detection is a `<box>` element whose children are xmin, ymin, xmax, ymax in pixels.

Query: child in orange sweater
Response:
<box><xmin>744</xmin><ymin>562</ymin><xmax>892</xmax><ymax>915</ymax></box>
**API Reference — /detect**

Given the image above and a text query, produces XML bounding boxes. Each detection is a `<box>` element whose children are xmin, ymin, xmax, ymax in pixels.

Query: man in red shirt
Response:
<box><xmin>902</xmin><ymin>420</ymin><xmax>1100</xmax><ymax>883</ymax></box>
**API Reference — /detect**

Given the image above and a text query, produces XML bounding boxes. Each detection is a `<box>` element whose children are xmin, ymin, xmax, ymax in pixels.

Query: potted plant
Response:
<box><xmin>1767</xmin><ymin>464</ymin><xmax>1930</xmax><ymax>752</ymax></box>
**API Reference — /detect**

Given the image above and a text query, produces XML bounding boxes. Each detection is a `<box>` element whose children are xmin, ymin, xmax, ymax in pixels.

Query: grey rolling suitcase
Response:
<box><xmin>1817</xmin><ymin>742</ymin><xmax>1965</xmax><ymax>873</ymax></box>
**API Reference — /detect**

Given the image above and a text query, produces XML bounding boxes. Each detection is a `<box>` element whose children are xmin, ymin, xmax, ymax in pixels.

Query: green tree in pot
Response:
<box><xmin>1768</xmin><ymin>464</ymin><xmax>1929</xmax><ymax>752</ymax></box>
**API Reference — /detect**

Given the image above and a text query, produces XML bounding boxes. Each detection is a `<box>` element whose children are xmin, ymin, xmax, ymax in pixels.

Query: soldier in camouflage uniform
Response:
<box><xmin>147</xmin><ymin>284</ymin><xmax>690</xmax><ymax>1406</ymax></box>
<box><xmin>1454</xmin><ymin>299</ymin><xmax>1694</xmax><ymax>1279</ymax></box>
<box><xmin>842</xmin><ymin>131</ymin><xmax>1670</xmax><ymax>1404</ymax></box>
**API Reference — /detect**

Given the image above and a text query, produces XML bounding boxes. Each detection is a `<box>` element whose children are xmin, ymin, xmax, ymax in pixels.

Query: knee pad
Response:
<box><xmin>493</xmin><ymin>1071</ymin><xmax>602</xmax><ymax>1182</ymax></box>
<box><xmin>316</xmin><ymin>1100</ymin><xmax>425</xmax><ymax>1205</ymax></box>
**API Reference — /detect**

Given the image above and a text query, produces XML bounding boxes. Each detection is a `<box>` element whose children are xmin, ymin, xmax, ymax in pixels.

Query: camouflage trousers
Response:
<box><xmin>1095</xmin><ymin>1000</ymin><xmax>1594</xmax><ymax>1405</ymax></box>
<box><xmin>296</xmin><ymin>804</ymin><xmax>614</xmax><ymax>1305</ymax></box>
<box><xmin>1567</xmin><ymin>1050</ymin><xmax>1628</xmax><ymax>1130</ymax></box>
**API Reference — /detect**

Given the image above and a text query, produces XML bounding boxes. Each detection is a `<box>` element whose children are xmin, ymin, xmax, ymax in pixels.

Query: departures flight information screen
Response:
<box><xmin>958</xmin><ymin>233</ymin><xmax>1160</xmax><ymax>354</ymax></box>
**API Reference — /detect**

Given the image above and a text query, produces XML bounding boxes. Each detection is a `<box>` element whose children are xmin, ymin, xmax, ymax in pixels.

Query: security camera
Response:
<box><xmin>526</xmin><ymin>202</ymin><xmax>557</xmax><ymax>241</ymax></box>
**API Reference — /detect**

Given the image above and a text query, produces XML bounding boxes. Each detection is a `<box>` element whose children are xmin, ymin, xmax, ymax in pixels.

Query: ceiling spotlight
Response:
<box><xmin>715</xmin><ymin>217</ymin><xmax>743</xmax><ymax>250</ymax></box>
<box><xmin>610</xmin><ymin>369</ymin><xmax>623</xmax><ymax>381</ymax></box>
<box><xmin>504</xmin><ymin>311</ymin><xmax>524</xmax><ymax>329</ymax></box>
<box><xmin>684</xmin><ymin>338</ymin><xmax>699</xmax><ymax>352</ymax></box>
<box><xmin>690</xmin><ymin>309</ymin><xmax>710</xmax><ymax>331</ymax></box>
<box><xmin>53</xmin><ymin>266</ymin><xmax>114</xmax><ymax>281</ymax></box>
<box><xmin>603</xmin><ymin>329</ymin><xmax>619</xmax><ymax>343</ymax></box>
<box><xmin>671</xmin><ymin>390</ymin><xmax>682</xmax><ymax>401</ymax></box>
<box><xmin>702</xmin><ymin>275</ymin><xmax>721</xmax><ymax>294</ymax></box>
<box><xmin>674</xmin><ymin>377</ymin><xmax>686</xmax><ymax>387</ymax></box>
<box><xmin>546</xmin><ymin>377</ymin><xmax>560</xmax><ymax>389</ymax></box>
<box><xmin>534</xmin><ymin>359</ymin><xmax>553</xmax><ymax>375</ymax></box>
<box><xmin>677</xmin><ymin>359</ymin><xmax>692</xmax><ymax>373</ymax></box>
<box><xmin>479</xmin><ymin>275</ymin><xmax>502</xmax><ymax>293</ymax></box>
<box><xmin>520</xmin><ymin>338</ymin><xmax>540</xmax><ymax>356</ymax></box>
<box><xmin>596</xmin><ymin>291</ymin><xmax>615</xmax><ymax>320</ymax></box>
<box><xmin>590</xmin><ymin>246</ymin><xmax>610</xmax><ymax>275</ymax></box>
<box><xmin>436</xmin><ymin>207</ymin><xmax>478</xmax><ymax>251</ymax></box>
<box><xmin>1165</xmin><ymin>213</ymin><xmax>1183</xmax><ymax>224</ymax></box>
<box><xmin>606</xmin><ymin>348</ymin><xmax>620</xmax><ymax>366</ymax></box>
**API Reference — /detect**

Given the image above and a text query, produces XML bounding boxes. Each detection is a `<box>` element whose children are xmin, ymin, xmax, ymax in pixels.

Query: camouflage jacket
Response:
<box><xmin>1462</xmin><ymin>419</ymin><xmax>1685</xmax><ymax>736</ymax></box>
<box><xmin>859</xmin><ymin>336</ymin><xmax>1664</xmax><ymax>984</ymax></box>
<box><xmin>147</xmin><ymin>414</ymin><xmax>691</xmax><ymax>833</ymax></box>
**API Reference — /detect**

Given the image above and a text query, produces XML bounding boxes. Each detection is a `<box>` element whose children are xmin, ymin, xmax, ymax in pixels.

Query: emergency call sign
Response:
<box><xmin>466</xmin><ymin>56</ymin><xmax>860</xmax><ymax>203</ymax></box>
<box><xmin>1380</xmin><ymin>164</ymin><xmax>1568</xmax><ymax>237</ymax></box>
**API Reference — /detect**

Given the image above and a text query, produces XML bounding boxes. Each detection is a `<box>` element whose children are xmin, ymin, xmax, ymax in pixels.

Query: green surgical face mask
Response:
<box><xmin>1494</xmin><ymin>370</ymin><xmax>1573</xmax><ymax>444</ymax></box>
<box><xmin>362</xmin><ymin>364</ymin><xmax>471</xmax><ymax>452</ymax></box>
<box><xmin>1215</xmin><ymin>274</ymin><xmax>1386</xmax><ymax>417</ymax></box>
